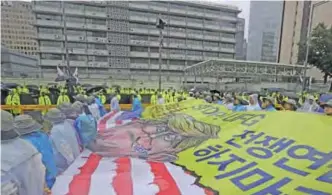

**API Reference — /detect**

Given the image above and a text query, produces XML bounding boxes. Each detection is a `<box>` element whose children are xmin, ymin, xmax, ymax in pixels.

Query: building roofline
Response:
<box><xmin>177</xmin><ymin>1</ymin><xmax>241</xmax><ymax>12</ymax></box>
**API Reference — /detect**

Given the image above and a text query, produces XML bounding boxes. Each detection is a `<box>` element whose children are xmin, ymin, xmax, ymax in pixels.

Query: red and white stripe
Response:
<box><xmin>52</xmin><ymin>150</ymin><xmax>214</xmax><ymax>195</ymax></box>
<box><xmin>98</xmin><ymin>111</ymin><xmax>136</xmax><ymax>134</ymax></box>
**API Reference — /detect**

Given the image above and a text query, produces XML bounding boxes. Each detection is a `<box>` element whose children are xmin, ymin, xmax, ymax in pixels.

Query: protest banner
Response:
<box><xmin>52</xmin><ymin>100</ymin><xmax>332</xmax><ymax>195</ymax></box>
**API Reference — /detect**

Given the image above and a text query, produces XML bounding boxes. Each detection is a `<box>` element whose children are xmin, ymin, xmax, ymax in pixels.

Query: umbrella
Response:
<box><xmin>86</xmin><ymin>86</ymin><xmax>106</xmax><ymax>94</ymax></box>
<box><xmin>3</xmin><ymin>83</ymin><xmax>21</xmax><ymax>89</ymax></box>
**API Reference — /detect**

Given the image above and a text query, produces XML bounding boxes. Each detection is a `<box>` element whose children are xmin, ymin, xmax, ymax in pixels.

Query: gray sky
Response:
<box><xmin>217</xmin><ymin>0</ymin><xmax>251</xmax><ymax>38</ymax></box>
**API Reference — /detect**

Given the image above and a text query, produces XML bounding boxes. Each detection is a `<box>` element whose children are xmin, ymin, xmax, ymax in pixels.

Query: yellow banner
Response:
<box><xmin>142</xmin><ymin>100</ymin><xmax>332</xmax><ymax>194</ymax></box>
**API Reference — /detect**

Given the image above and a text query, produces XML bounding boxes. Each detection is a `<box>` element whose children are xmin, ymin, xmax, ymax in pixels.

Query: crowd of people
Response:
<box><xmin>1</xmin><ymin>85</ymin><xmax>332</xmax><ymax>195</ymax></box>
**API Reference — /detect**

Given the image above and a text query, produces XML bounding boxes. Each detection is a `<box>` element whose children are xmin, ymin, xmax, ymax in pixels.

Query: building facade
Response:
<box><xmin>1</xmin><ymin>1</ymin><xmax>38</xmax><ymax>57</ymax></box>
<box><xmin>278</xmin><ymin>1</ymin><xmax>332</xmax><ymax>80</ymax></box>
<box><xmin>1</xmin><ymin>46</ymin><xmax>39</xmax><ymax>78</ymax></box>
<box><xmin>235</xmin><ymin>18</ymin><xmax>245</xmax><ymax>60</ymax></box>
<box><xmin>32</xmin><ymin>1</ymin><xmax>240</xmax><ymax>82</ymax></box>
<box><xmin>247</xmin><ymin>1</ymin><xmax>283</xmax><ymax>62</ymax></box>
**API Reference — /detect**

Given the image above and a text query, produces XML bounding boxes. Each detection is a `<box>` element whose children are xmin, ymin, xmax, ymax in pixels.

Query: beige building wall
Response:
<box><xmin>1</xmin><ymin>1</ymin><xmax>38</xmax><ymax>57</ymax></box>
<box><xmin>279</xmin><ymin>1</ymin><xmax>332</xmax><ymax>80</ymax></box>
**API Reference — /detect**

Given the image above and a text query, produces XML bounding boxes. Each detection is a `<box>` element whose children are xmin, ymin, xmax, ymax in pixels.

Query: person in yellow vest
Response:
<box><xmin>5</xmin><ymin>89</ymin><xmax>21</xmax><ymax>115</ymax></box>
<box><xmin>169</xmin><ymin>92</ymin><xmax>178</xmax><ymax>103</ymax></box>
<box><xmin>150</xmin><ymin>91</ymin><xmax>157</xmax><ymax>105</ymax></box>
<box><xmin>136</xmin><ymin>90</ymin><xmax>142</xmax><ymax>102</ymax></box>
<box><xmin>116</xmin><ymin>90</ymin><xmax>121</xmax><ymax>102</ymax></box>
<box><xmin>56</xmin><ymin>89</ymin><xmax>70</xmax><ymax>105</ymax></box>
<box><xmin>98</xmin><ymin>91</ymin><xmax>106</xmax><ymax>104</ymax></box>
<box><xmin>38</xmin><ymin>91</ymin><xmax>52</xmax><ymax>115</ymax></box>
<box><xmin>22</xmin><ymin>85</ymin><xmax>29</xmax><ymax>94</ymax></box>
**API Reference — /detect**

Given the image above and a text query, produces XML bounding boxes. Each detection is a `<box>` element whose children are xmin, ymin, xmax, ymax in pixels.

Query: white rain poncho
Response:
<box><xmin>1</xmin><ymin>138</ymin><xmax>45</xmax><ymax>195</ymax></box>
<box><xmin>49</xmin><ymin>122</ymin><xmax>81</xmax><ymax>173</ymax></box>
<box><xmin>88</xmin><ymin>103</ymin><xmax>101</xmax><ymax>121</ymax></box>
<box><xmin>246</xmin><ymin>94</ymin><xmax>262</xmax><ymax>111</ymax></box>
<box><xmin>298</xmin><ymin>99</ymin><xmax>320</xmax><ymax>113</ymax></box>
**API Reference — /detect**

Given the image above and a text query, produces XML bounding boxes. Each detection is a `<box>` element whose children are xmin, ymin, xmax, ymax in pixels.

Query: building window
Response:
<box><xmin>130</xmin><ymin>46</ymin><xmax>148</xmax><ymax>52</ymax></box>
<box><xmin>95</xmin><ymin>56</ymin><xmax>107</xmax><ymax>62</ymax></box>
<box><xmin>41</xmin><ymin>53</ymin><xmax>62</xmax><ymax>60</ymax></box>
<box><xmin>40</xmin><ymin>41</ymin><xmax>62</xmax><ymax>47</ymax></box>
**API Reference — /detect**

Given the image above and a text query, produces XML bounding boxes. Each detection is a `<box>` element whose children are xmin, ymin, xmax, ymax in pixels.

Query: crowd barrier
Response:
<box><xmin>0</xmin><ymin>104</ymin><xmax>150</xmax><ymax>114</ymax></box>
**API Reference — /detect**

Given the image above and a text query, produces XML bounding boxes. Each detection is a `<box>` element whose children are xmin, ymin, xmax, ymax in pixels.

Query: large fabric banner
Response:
<box><xmin>52</xmin><ymin>100</ymin><xmax>332</xmax><ymax>195</ymax></box>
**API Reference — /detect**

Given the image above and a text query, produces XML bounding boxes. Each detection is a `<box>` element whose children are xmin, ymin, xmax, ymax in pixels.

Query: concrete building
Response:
<box><xmin>247</xmin><ymin>1</ymin><xmax>284</xmax><ymax>62</ymax></box>
<box><xmin>1</xmin><ymin>1</ymin><xmax>38</xmax><ymax>57</ymax></box>
<box><xmin>32</xmin><ymin>1</ymin><xmax>240</xmax><ymax>83</ymax></box>
<box><xmin>278</xmin><ymin>1</ymin><xmax>332</xmax><ymax>80</ymax></box>
<box><xmin>1</xmin><ymin>46</ymin><xmax>39</xmax><ymax>78</ymax></box>
<box><xmin>235</xmin><ymin>18</ymin><xmax>245</xmax><ymax>60</ymax></box>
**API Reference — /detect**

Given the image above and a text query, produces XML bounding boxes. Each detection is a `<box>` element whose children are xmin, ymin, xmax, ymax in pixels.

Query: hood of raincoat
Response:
<box><xmin>246</xmin><ymin>94</ymin><xmax>261</xmax><ymax>111</ymax></box>
<box><xmin>299</xmin><ymin>98</ymin><xmax>320</xmax><ymax>113</ymax></box>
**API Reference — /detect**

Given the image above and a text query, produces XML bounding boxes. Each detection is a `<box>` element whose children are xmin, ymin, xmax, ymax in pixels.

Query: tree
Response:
<box><xmin>298</xmin><ymin>23</ymin><xmax>332</xmax><ymax>91</ymax></box>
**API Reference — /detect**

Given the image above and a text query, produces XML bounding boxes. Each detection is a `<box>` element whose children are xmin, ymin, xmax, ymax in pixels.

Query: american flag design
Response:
<box><xmin>52</xmin><ymin>111</ymin><xmax>216</xmax><ymax>195</ymax></box>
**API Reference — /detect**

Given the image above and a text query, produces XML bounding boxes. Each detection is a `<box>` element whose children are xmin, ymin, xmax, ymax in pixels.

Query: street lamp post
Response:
<box><xmin>302</xmin><ymin>1</ymin><xmax>329</xmax><ymax>91</ymax></box>
<box><xmin>156</xmin><ymin>16</ymin><xmax>165</xmax><ymax>91</ymax></box>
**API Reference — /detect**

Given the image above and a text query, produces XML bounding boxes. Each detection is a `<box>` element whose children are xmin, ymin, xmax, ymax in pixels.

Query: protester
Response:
<box><xmin>5</xmin><ymin>89</ymin><xmax>21</xmax><ymax>115</ymax></box>
<box><xmin>58</xmin><ymin>102</ymin><xmax>83</xmax><ymax>149</ymax></box>
<box><xmin>87</xmin><ymin>96</ymin><xmax>101</xmax><ymax>121</ymax></box>
<box><xmin>223</xmin><ymin>94</ymin><xmax>234</xmax><ymax>110</ymax></box>
<box><xmin>150</xmin><ymin>91</ymin><xmax>158</xmax><ymax>105</ymax></box>
<box><xmin>56</xmin><ymin>89</ymin><xmax>70</xmax><ymax>105</ymax></box>
<box><xmin>132</xmin><ymin>93</ymin><xmax>143</xmax><ymax>117</ymax></box>
<box><xmin>39</xmin><ymin>91</ymin><xmax>52</xmax><ymax>115</ymax></box>
<box><xmin>246</xmin><ymin>94</ymin><xmax>262</xmax><ymax>111</ymax></box>
<box><xmin>45</xmin><ymin>108</ymin><xmax>80</xmax><ymax>173</ymax></box>
<box><xmin>261</xmin><ymin>97</ymin><xmax>277</xmax><ymax>111</ymax></box>
<box><xmin>110</xmin><ymin>92</ymin><xmax>121</xmax><ymax>112</ymax></box>
<box><xmin>14</xmin><ymin>114</ymin><xmax>57</xmax><ymax>189</ymax></box>
<box><xmin>322</xmin><ymin>99</ymin><xmax>332</xmax><ymax>115</ymax></box>
<box><xmin>298</xmin><ymin>95</ymin><xmax>320</xmax><ymax>113</ymax></box>
<box><xmin>157</xmin><ymin>93</ymin><xmax>165</xmax><ymax>105</ymax></box>
<box><xmin>1</xmin><ymin>110</ymin><xmax>45</xmax><ymax>195</ymax></box>
<box><xmin>205</xmin><ymin>95</ymin><xmax>212</xmax><ymax>103</ymax></box>
<box><xmin>232</xmin><ymin>96</ymin><xmax>246</xmax><ymax>111</ymax></box>
<box><xmin>317</xmin><ymin>94</ymin><xmax>332</xmax><ymax>113</ymax></box>
<box><xmin>282</xmin><ymin>99</ymin><xmax>298</xmax><ymax>111</ymax></box>
<box><xmin>73</xmin><ymin>101</ymin><xmax>97</xmax><ymax>150</ymax></box>
<box><xmin>213</xmin><ymin>93</ymin><xmax>223</xmax><ymax>105</ymax></box>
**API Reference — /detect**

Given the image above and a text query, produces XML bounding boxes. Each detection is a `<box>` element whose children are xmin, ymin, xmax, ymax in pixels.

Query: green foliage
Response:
<box><xmin>298</xmin><ymin>23</ymin><xmax>332</xmax><ymax>87</ymax></box>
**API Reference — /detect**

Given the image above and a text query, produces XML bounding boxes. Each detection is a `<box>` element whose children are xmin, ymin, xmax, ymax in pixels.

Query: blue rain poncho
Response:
<box><xmin>132</xmin><ymin>97</ymin><xmax>143</xmax><ymax>117</ymax></box>
<box><xmin>49</xmin><ymin>122</ymin><xmax>81</xmax><ymax>173</ymax></box>
<box><xmin>95</xmin><ymin>97</ymin><xmax>106</xmax><ymax>117</ymax></box>
<box><xmin>232</xmin><ymin>104</ymin><xmax>246</xmax><ymax>112</ymax></box>
<box><xmin>74</xmin><ymin>113</ymin><xmax>97</xmax><ymax>148</ymax></box>
<box><xmin>264</xmin><ymin>105</ymin><xmax>277</xmax><ymax>111</ymax></box>
<box><xmin>1</xmin><ymin>138</ymin><xmax>45</xmax><ymax>195</ymax></box>
<box><xmin>21</xmin><ymin>131</ymin><xmax>57</xmax><ymax>188</ymax></box>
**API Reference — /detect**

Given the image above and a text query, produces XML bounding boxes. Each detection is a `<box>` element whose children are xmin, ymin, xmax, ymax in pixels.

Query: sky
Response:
<box><xmin>217</xmin><ymin>0</ymin><xmax>251</xmax><ymax>38</ymax></box>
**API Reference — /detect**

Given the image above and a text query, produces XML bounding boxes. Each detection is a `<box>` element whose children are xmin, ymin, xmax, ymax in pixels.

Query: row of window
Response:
<box><xmin>40</xmin><ymin>54</ymin><xmax>108</xmax><ymax>61</ymax></box>
<box><xmin>130</xmin><ymin>46</ymin><xmax>234</xmax><ymax>56</ymax></box>
<box><xmin>36</xmin><ymin>1</ymin><xmax>236</xmax><ymax>18</ymax></box>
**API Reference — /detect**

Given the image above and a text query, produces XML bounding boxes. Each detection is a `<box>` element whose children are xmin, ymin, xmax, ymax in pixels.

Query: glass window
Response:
<box><xmin>170</xmin><ymin>3</ymin><xmax>185</xmax><ymax>10</ymax></box>
<box><xmin>150</xmin><ymin>47</ymin><xmax>158</xmax><ymax>53</ymax></box>
<box><xmin>130</xmin><ymin>35</ymin><xmax>148</xmax><ymax>41</ymax></box>
<box><xmin>38</xmin><ymin>27</ymin><xmax>62</xmax><ymax>34</ymax></box>
<box><xmin>187</xmin><ymin>6</ymin><xmax>202</xmax><ymax>13</ymax></box>
<box><xmin>64</xmin><ymin>3</ymin><xmax>84</xmax><ymax>10</ymax></box>
<box><xmin>86</xmin><ymin>18</ymin><xmax>106</xmax><ymax>25</ymax></box>
<box><xmin>38</xmin><ymin>1</ymin><xmax>60</xmax><ymax>8</ymax></box>
<box><xmin>85</xmin><ymin>5</ymin><xmax>105</xmax><ymax>12</ymax></box>
<box><xmin>170</xmin><ymin>38</ymin><xmax>185</xmax><ymax>45</ymax></box>
<box><xmin>130</xmin><ymin>46</ymin><xmax>148</xmax><ymax>52</ymax></box>
<box><xmin>187</xmin><ymin>18</ymin><xmax>203</xmax><ymax>24</ymax></box>
<box><xmin>67</xmin><ymin>30</ymin><xmax>84</xmax><ymax>36</ymax></box>
<box><xmin>204</xmin><ymin>41</ymin><xmax>218</xmax><ymax>47</ymax></box>
<box><xmin>95</xmin><ymin>56</ymin><xmax>107</xmax><ymax>62</ymax></box>
<box><xmin>40</xmin><ymin>41</ymin><xmax>62</xmax><ymax>47</ymax></box>
<box><xmin>66</xmin><ymin>16</ymin><xmax>84</xmax><ymax>23</ymax></box>
<box><xmin>205</xmin><ymin>52</ymin><xmax>218</xmax><ymax>57</ymax></box>
<box><xmin>169</xmin><ymin>60</ymin><xmax>185</xmax><ymax>65</ymax></box>
<box><xmin>69</xmin><ymin>54</ymin><xmax>86</xmax><ymax>61</ymax></box>
<box><xmin>221</xmin><ymin>33</ymin><xmax>235</xmax><ymax>39</ymax></box>
<box><xmin>41</xmin><ymin>53</ymin><xmax>62</xmax><ymax>60</ymax></box>
<box><xmin>86</xmin><ymin>31</ymin><xmax>106</xmax><ymax>37</ymax></box>
<box><xmin>88</xmin><ymin>44</ymin><xmax>106</xmax><ymax>50</ymax></box>
<box><xmin>131</xmin><ymin>58</ymin><xmax>149</xmax><ymax>64</ymax></box>
<box><xmin>205</xmin><ymin>30</ymin><xmax>218</xmax><ymax>36</ymax></box>
<box><xmin>67</xmin><ymin>42</ymin><xmax>85</xmax><ymax>49</ymax></box>
<box><xmin>36</xmin><ymin>14</ymin><xmax>61</xmax><ymax>21</ymax></box>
